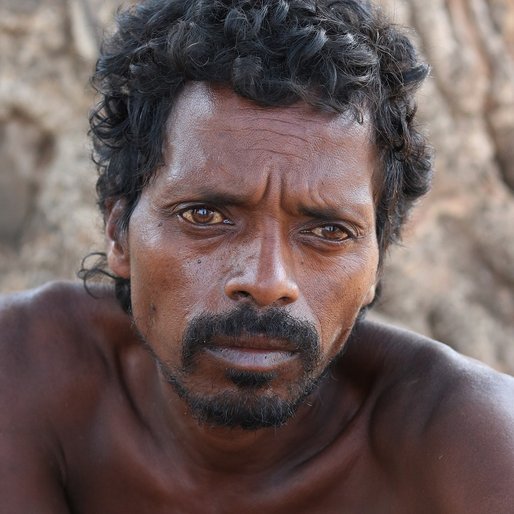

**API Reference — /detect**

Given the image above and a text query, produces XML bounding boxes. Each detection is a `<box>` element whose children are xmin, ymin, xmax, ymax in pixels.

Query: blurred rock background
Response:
<box><xmin>1</xmin><ymin>0</ymin><xmax>513</xmax><ymax>371</ymax></box>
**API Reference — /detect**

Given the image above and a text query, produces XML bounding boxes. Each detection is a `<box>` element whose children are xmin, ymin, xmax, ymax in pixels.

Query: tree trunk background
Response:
<box><xmin>1</xmin><ymin>0</ymin><xmax>513</xmax><ymax>370</ymax></box>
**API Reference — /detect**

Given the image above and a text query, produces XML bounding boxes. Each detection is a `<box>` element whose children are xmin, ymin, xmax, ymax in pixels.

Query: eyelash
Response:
<box><xmin>177</xmin><ymin>206</ymin><xmax>232</xmax><ymax>226</ymax></box>
<box><xmin>175</xmin><ymin>205</ymin><xmax>358</xmax><ymax>243</ymax></box>
<box><xmin>301</xmin><ymin>224</ymin><xmax>357</xmax><ymax>243</ymax></box>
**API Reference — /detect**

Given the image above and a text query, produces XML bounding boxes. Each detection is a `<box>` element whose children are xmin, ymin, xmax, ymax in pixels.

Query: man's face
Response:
<box><xmin>109</xmin><ymin>83</ymin><xmax>379</xmax><ymax>429</ymax></box>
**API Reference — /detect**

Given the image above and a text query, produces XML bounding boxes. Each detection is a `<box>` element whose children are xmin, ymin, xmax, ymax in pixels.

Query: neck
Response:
<box><xmin>149</xmin><ymin>362</ymin><xmax>364</xmax><ymax>476</ymax></box>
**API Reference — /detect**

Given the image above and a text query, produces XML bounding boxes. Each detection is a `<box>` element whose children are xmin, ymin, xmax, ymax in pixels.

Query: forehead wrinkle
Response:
<box><xmin>248</xmin><ymin>147</ymin><xmax>310</xmax><ymax>163</ymax></box>
<box><xmin>161</xmin><ymin>86</ymin><xmax>377</xmax><ymax>211</ymax></box>
<box><xmin>154</xmin><ymin>151</ymin><xmax>275</xmax><ymax>206</ymax></box>
<box><xmin>225</xmin><ymin>106</ymin><xmax>369</xmax><ymax>144</ymax></box>
<box><xmin>233</xmin><ymin>99</ymin><xmax>330</xmax><ymax>116</ymax></box>
<box><xmin>213</xmin><ymin>101</ymin><xmax>336</xmax><ymax>132</ymax></box>
<box><xmin>216</xmin><ymin>114</ymin><xmax>375</xmax><ymax>162</ymax></box>
<box><xmin>202</xmin><ymin>125</ymin><xmax>313</xmax><ymax>147</ymax></box>
<box><xmin>297</xmin><ymin>173</ymin><xmax>373</xmax><ymax>208</ymax></box>
<box><xmin>279</xmin><ymin>188</ymin><xmax>375</xmax><ymax>228</ymax></box>
<box><xmin>317</xmin><ymin>183</ymin><xmax>375</xmax><ymax>212</ymax></box>
<box><xmin>278</xmin><ymin>157</ymin><xmax>376</xmax><ymax>222</ymax></box>
<box><xmin>233</xmin><ymin>113</ymin><xmax>328</xmax><ymax>129</ymax></box>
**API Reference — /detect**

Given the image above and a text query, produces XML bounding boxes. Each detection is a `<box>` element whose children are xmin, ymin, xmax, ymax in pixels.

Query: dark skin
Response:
<box><xmin>1</xmin><ymin>83</ymin><xmax>514</xmax><ymax>513</ymax></box>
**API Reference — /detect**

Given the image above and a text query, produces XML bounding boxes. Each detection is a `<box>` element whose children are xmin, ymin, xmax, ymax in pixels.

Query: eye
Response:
<box><xmin>179</xmin><ymin>206</ymin><xmax>229</xmax><ymax>225</ymax></box>
<box><xmin>308</xmin><ymin>224</ymin><xmax>352</xmax><ymax>242</ymax></box>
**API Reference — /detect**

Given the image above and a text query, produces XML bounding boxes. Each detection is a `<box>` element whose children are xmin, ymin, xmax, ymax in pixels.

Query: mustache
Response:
<box><xmin>181</xmin><ymin>305</ymin><xmax>321</xmax><ymax>370</ymax></box>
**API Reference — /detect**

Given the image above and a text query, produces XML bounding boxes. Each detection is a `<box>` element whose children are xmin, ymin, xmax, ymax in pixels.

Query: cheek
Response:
<box><xmin>302</xmin><ymin>248</ymin><xmax>378</xmax><ymax>346</ymax></box>
<box><xmin>126</xmin><ymin>221</ymin><xmax>189</xmax><ymax>336</ymax></box>
<box><xmin>128</xmin><ymin>228</ymin><xmax>230</xmax><ymax>342</ymax></box>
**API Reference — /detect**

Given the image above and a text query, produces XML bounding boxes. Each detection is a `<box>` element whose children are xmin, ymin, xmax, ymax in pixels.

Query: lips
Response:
<box><xmin>211</xmin><ymin>334</ymin><xmax>297</xmax><ymax>352</ymax></box>
<box><xmin>205</xmin><ymin>335</ymin><xmax>298</xmax><ymax>369</ymax></box>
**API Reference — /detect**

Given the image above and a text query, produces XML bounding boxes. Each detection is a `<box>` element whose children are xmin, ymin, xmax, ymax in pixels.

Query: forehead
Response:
<box><xmin>167</xmin><ymin>81</ymin><xmax>373</xmax><ymax>150</ymax></box>
<box><xmin>156</xmin><ymin>82</ymin><xmax>376</xmax><ymax>204</ymax></box>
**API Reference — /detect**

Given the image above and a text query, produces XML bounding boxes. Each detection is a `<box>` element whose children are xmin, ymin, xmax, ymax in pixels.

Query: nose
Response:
<box><xmin>224</xmin><ymin>231</ymin><xmax>300</xmax><ymax>308</ymax></box>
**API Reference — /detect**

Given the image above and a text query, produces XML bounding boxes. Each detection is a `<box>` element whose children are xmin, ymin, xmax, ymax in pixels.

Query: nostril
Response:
<box><xmin>231</xmin><ymin>290</ymin><xmax>251</xmax><ymax>300</ymax></box>
<box><xmin>224</xmin><ymin>263</ymin><xmax>300</xmax><ymax>306</ymax></box>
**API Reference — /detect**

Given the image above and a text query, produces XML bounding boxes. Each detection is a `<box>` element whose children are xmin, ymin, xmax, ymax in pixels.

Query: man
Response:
<box><xmin>1</xmin><ymin>0</ymin><xmax>513</xmax><ymax>512</ymax></box>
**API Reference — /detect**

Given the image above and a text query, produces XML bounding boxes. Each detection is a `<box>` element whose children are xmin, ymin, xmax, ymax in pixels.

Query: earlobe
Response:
<box><xmin>106</xmin><ymin>200</ymin><xmax>130</xmax><ymax>279</ymax></box>
<box><xmin>363</xmin><ymin>270</ymin><xmax>382</xmax><ymax>307</ymax></box>
<box><xmin>363</xmin><ymin>283</ymin><xmax>376</xmax><ymax>307</ymax></box>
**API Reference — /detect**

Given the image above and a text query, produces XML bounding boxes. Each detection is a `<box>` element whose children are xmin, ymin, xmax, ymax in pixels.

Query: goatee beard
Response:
<box><xmin>141</xmin><ymin>304</ymin><xmax>325</xmax><ymax>430</ymax></box>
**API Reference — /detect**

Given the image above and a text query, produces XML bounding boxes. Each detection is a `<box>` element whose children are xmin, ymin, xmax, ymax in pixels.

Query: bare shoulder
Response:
<box><xmin>0</xmin><ymin>280</ymin><xmax>132</xmax><ymax>388</ymax></box>
<box><xmin>0</xmin><ymin>279</ymin><xmax>136</xmax><ymax>422</ymax></box>
<box><xmin>0</xmin><ymin>281</ymin><xmax>135</xmax><ymax>512</ymax></box>
<box><xmin>0</xmin><ymin>280</ymin><xmax>140</xmax><ymax>413</ymax></box>
<box><xmin>351</xmin><ymin>320</ymin><xmax>514</xmax><ymax>513</ymax></box>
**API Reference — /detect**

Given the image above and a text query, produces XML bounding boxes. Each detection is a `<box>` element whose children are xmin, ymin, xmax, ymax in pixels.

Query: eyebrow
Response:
<box><xmin>298</xmin><ymin>205</ymin><xmax>346</xmax><ymax>221</ymax></box>
<box><xmin>184</xmin><ymin>190</ymin><xmax>250</xmax><ymax>207</ymax></box>
<box><xmin>164</xmin><ymin>184</ymin><xmax>371</xmax><ymax>221</ymax></box>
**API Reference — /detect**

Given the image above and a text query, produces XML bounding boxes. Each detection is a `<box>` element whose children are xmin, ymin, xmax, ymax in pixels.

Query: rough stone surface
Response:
<box><xmin>0</xmin><ymin>0</ymin><xmax>513</xmax><ymax>372</ymax></box>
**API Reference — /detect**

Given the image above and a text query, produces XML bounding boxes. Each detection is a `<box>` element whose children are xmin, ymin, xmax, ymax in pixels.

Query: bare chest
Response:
<box><xmin>60</xmin><ymin>414</ymin><xmax>431</xmax><ymax>514</ymax></box>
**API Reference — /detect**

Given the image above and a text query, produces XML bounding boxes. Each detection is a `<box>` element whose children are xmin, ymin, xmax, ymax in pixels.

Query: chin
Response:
<box><xmin>166</xmin><ymin>373</ymin><xmax>322</xmax><ymax>430</ymax></box>
<box><xmin>160</xmin><ymin>363</ymin><xmax>327</xmax><ymax>430</ymax></box>
<box><xmin>135</xmin><ymin>304</ymin><xmax>341</xmax><ymax>428</ymax></box>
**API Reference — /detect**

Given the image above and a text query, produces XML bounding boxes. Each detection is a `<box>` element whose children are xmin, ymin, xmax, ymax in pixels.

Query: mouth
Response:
<box><xmin>206</xmin><ymin>347</ymin><xmax>296</xmax><ymax>369</ymax></box>
<box><xmin>205</xmin><ymin>335</ymin><xmax>298</xmax><ymax>370</ymax></box>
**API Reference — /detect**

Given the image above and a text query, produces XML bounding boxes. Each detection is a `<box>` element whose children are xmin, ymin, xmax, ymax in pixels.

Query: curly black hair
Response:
<box><xmin>81</xmin><ymin>0</ymin><xmax>432</xmax><ymax>313</ymax></box>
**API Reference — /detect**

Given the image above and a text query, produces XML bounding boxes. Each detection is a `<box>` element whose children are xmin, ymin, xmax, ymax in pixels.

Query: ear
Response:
<box><xmin>362</xmin><ymin>282</ymin><xmax>376</xmax><ymax>307</ymax></box>
<box><xmin>362</xmin><ymin>267</ymin><xmax>382</xmax><ymax>308</ymax></box>
<box><xmin>105</xmin><ymin>200</ymin><xmax>131</xmax><ymax>279</ymax></box>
